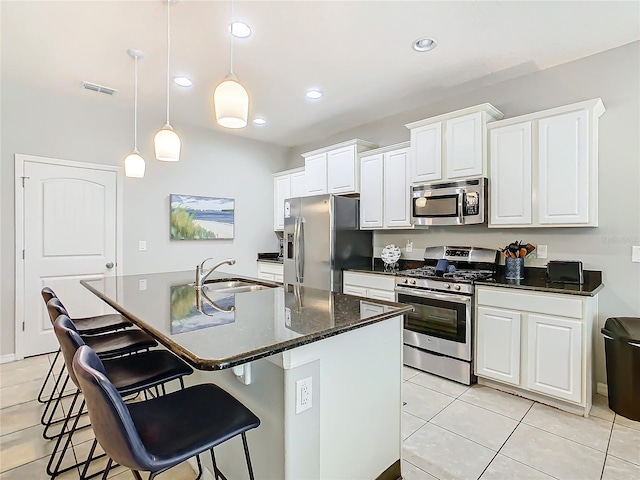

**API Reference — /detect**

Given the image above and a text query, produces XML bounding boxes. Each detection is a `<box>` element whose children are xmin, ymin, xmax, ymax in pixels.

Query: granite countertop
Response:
<box><xmin>257</xmin><ymin>258</ymin><xmax>283</xmax><ymax>264</ymax></box>
<box><xmin>346</xmin><ymin>259</ymin><xmax>603</xmax><ymax>297</ymax></box>
<box><xmin>81</xmin><ymin>271</ymin><xmax>412</xmax><ymax>371</ymax></box>
<box><xmin>476</xmin><ymin>267</ymin><xmax>604</xmax><ymax>297</ymax></box>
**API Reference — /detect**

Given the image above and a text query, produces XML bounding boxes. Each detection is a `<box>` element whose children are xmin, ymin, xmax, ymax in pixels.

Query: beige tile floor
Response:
<box><xmin>402</xmin><ymin>366</ymin><xmax>640</xmax><ymax>480</ymax></box>
<box><xmin>1</xmin><ymin>355</ymin><xmax>639</xmax><ymax>480</ymax></box>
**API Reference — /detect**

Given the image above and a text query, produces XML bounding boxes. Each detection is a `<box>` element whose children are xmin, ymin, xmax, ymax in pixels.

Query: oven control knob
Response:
<box><xmin>403</xmin><ymin>279</ymin><xmax>409</xmax><ymax>284</ymax></box>
<box><xmin>411</xmin><ymin>280</ymin><xmax>417</xmax><ymax>285</ymax></box>
<box><xmin>444</xmin><ymin>283</ymin><xmax>451</xmax><ymax>289</ymax></box>
<box><xmin>454</xmin><ymin>285</ymin><xmax>461</xmax><ymax>291</ymax></box>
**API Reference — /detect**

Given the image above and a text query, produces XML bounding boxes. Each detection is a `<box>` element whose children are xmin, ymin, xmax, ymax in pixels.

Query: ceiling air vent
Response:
<box><xmin>82</xmin><ymin>81</ymin><xmax>117</xmax><ymax>96</ymax></box>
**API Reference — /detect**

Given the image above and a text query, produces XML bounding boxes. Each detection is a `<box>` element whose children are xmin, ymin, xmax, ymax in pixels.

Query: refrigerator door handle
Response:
<box><xmin>293</xmin><ymin>217</ymin><xmax>300</xmax><ymax>283</ymax></box>
<box><xmin>298</xmin><ymin>217</ymin><xmax>305</xmax><ymax>282</ymax></box>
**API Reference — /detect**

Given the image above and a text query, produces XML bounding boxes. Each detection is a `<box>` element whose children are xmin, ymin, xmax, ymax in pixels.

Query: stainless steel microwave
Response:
<box><xmin>411</xmin><ymin>177</ymin><xmax>487</xmax><ymax>226</ymax></box>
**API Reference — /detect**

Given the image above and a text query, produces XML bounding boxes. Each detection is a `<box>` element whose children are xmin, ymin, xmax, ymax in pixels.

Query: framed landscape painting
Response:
<box><xmin>170</xmin><ymin>194</ymin><xmax>234</xmax><ymax>240</ymax></box>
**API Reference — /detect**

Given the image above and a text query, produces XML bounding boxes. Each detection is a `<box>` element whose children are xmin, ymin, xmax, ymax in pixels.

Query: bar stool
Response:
<box><xmin>38</xmin><ymin>287</ymin><xmax>132</xmax><ymax>405</ymax></box>
<box><xmin>73</xmin><ymin>345</ymin><xmax>261</xmax><ymax>480</ymax></box>
<box><xmin>42</xmin><ymin>299</ymin><xmax>158</xmax><ymax>438</ymax></box>
<box><xmin>49</xmin><ymin>315</ymin><xmax>194</xmax><ymax>479</ymax></box>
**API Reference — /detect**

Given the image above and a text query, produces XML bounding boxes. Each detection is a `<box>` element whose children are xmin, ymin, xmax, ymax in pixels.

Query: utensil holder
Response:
<box><xmin>505</xmin><ymin>257</ymin><xmax>525</xmax><ymax>279</ymax></box>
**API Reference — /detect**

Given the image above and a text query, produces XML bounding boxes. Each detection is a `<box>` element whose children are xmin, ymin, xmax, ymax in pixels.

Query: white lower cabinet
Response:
<box><xmin>257</xmin><ymin>261</ymin><xmax>283</xmax><ymax>283</ymax></box>
<box><xmin>343</xmin><ymin>271</ymin><xmax>396</xmax><ymax>302</ymax></box>
<box><xmin>475</xmin><ymin>286</ymin><xmax>597</xmax><ymax>415</ymax></box>
<box><xmin>476</xmin><ymin>307</ymin><xmax>521</xmax><ymax>386</ymax></box>
<box><xmin>527</xmin><ymin>314</ymin><xmax>582</xmax><ymax>403</ymax></box>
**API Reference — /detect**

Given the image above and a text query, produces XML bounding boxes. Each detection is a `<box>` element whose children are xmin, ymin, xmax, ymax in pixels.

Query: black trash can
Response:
<box><xmin>602</xmin><ymin>317</ymin><xmax>640</xmax><ymax>421</ymax></box>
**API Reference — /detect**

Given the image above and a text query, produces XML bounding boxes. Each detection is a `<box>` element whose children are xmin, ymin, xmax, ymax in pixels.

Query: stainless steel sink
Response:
<box><xmin>202</xmin><ymin>278</ymin><xmax>276</xmax><ymax>294</ymax></box>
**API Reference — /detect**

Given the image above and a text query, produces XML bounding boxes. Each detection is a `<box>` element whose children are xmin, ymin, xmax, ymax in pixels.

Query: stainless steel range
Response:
<box><xmin>395</xmin><ymin>246</ymin><xmax>499</xmax><ymax>385</ymax></box>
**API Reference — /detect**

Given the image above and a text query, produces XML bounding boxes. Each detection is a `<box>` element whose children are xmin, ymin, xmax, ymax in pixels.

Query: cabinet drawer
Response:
<box><xmin>257</xmin><ymin>261</ymin><xmax>284</xmax><ymax>275</ymax></box>
<box><xmin>343</xmin><ymin>271</ymin><xmax>396</xmax><ymax>291</ymax></box>
<box><xmin>477</xmin><ymin>288</ymin><xmax>583</xmax><ymax>319</ymax></box>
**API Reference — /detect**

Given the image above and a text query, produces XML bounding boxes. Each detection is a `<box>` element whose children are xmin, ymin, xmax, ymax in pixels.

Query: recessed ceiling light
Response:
<box><xmin>412</xmin><ymin>37</ymin><xmax>438</xmax><ymax>52</ymax></box>
<box><xmin>174</xmin><ymin>76</ymin><xmax>193</xmax><ymax>87</ymax></box>
<box><xmin>230</xmin><ymin>21</ymin><xmax>251</xmax><ymax>38</ymax></box>
<box><xmin>253</xmin><ymin>117</ymin><xmax>266</xmax><ymax>126</ymax></box>
<box><xmin>306</xmin><ymin>89</ymin><xmax>323</xmax><ymax>100</ymax></box>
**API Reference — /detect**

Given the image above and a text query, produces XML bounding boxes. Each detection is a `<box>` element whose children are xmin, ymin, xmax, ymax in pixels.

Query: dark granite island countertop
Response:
<box><xmin>81</xmin><ymin>270</ymin><xmax>412</xmax><ymax>371</ymax></box>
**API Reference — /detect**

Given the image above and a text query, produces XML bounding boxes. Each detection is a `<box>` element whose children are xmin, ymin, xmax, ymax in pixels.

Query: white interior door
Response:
<box><xmin>20</xmin><ymin>157</ymin><xmax>120</xmax><ymax>357</ymax></box>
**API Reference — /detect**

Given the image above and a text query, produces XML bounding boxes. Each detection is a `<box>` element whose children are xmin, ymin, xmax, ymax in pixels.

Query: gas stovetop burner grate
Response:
<box><xmin>398</xmin><ymin>267</ymin><xmax>495</xmax><ymax>282</ymax></box>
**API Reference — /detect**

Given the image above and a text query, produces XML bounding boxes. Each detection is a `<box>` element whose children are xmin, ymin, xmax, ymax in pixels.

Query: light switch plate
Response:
<box><xmin>406</xmin><ymin>240</ymin><xmax>413</xmax><ymax>253</ymax></box>
<box><xmin>138</xmin><ymin>240</ymin><xmax>147</xmax><ymax>251</ymax></box>
<box><xmin>632</xmin><ymin>246</ymin><xmax>640</xmax><ymax>263</ymax></box>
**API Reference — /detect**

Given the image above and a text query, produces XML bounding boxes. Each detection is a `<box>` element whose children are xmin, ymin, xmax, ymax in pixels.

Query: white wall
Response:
<box><xmin>0</xmin><ymin>78</ymin><xmax>289</xmax><ymax>356</ymax></box>
<box><xmin>288</xmin><ymin>42</ymin><xmax>640</xmax><ymax>388</ymax></box>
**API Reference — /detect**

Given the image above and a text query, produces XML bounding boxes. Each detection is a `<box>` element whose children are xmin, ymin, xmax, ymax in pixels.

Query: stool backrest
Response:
<box><xmin>52</xmin><ymin>314</ymin><xmax>86</xmax><ymax>388</ymax></box>
<box><xmin>41</xmin><ymin>287</ymin><xmax>57</xmax><ymax>305</ymax></box>
<box><xmin>46</xmin><ymin>298</ymin><xmax>69</xmax><ymax>325</ymax></box>
<box><xmin>73</xmin><ymin>345</ymin><xmax>152</xmax><ymax>472</ymax></box>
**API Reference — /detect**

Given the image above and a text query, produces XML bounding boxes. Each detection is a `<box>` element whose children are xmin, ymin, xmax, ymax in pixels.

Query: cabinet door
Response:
<box><xmin>538</xmin><ymin>110</ymin><xmax>589</xmax><ymax>224</ymax></box>
<box><xmin>343</xmin><ymin>285</ymin><xmax>367</xmax><ymax>298</ymax></box>
<box><xmin>327</xmin><ymin>145</ymin><xmax>358</xmax><ymax>194</ymax></box>
<box><xmin>410</xmin><ymin>123</ymin><xmax>442</xmax><ymax>182</ymax></box>
<box><xmin>476</xmin><ymin>307</ymin><xmax>521</xmax><ymax>385</ymax></box>
<box><xmin>360</xmin><ymin>153</ymin><xmax>384</xmax><ymax>228</ymax></box>
<box><xmin>367</xmin><ymin>289</ymin><xmax>396</xmax><ymax>302</ymax></box>
<box><xmin>527</xmin><ymin>314</ymin><xmax>582</xmax><ymax>403</ymax></box>
<box><xmin>489</xmin><ymin>122</ymin><xmax>532</xmax><ymax>226</ymax></box>
<box><xmin>274</xmin><ymin>175</ymin><xmax>291</xmax><ymax>231</ymax></box>
<box><xmin>258</xmin><ymin>271</ymin><xmax>275</xmax><ymax>281</ymax></box>
<box><xmin>446</xmin><ymin>112</ymin><xmax>483</xmax><ymax>179</ymax></box>
<box><xmin>290</xmin><ymin>170</ymin><xmax>307</xmax><ymax>198</ymax></box>
<box><xmin>305</xmin><ymin>153</ymin><xmax>327</xmax><ymax>195</ymax></box>
<box><xmin>383</xmin><ymin>148</ymin><xmax>411</xmax><ymax>228</ymax></box>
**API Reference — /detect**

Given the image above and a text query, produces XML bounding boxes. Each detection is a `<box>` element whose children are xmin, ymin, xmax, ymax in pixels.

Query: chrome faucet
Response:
<box><xmin>195</xmin><ymin>258</ymin><xmax>236</xmax><ymax>289</ymax></box>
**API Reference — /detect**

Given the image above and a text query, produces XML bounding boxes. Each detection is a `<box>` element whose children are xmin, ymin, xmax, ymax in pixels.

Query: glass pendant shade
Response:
<box><xmin>124</xmin><ymin>150</ymin><xmax>146</xmax><ymax>178</ymax></box>
<box><xmin>154</xmin><ymin>124</ymin><xmax>181</xmax><ymax>162</ymax></box>
<box><xmin>214</xmin><ymin>75</ymin><xmax>249</xmax><ymax>129</ymax></box>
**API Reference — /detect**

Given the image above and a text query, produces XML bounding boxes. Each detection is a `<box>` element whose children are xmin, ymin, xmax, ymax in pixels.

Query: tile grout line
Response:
<box><xmin>599</xmin><ymin>416</ymin><xmax>616</xmax><ymax>480</ymax></box>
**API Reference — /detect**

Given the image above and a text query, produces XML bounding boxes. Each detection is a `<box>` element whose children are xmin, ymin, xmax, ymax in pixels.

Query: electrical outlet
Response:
<box><xmin>295</xmin><ymin>377</ymin><xmax>312</xmax><ymax>414</ymax></box>
<box><xmin>406</xmin><ymin>239</ymin><xmax>413</xmax><ymax>253</ymax></box>
<box><xmin>138</xmin><ymin>240</ymin><xmax>147</xmax><ymax>251</ymax></box>
<box><xmin>139</xmin><ymin>279</ymin><xmax>147</xmax><ymax>291</ymax></box>
<box><xmin>285</xmin><ymin>307</ymin><xmax>292</xmax><ymax>327</ymax></box>
<box><xmin>632</xmin><ymin>246</ymin><xmax>640</xmax><ymax>263</ymax></box>
<box><xmin>537</xmin><ymin>244</ymin><xmax>547</xmax><ymax>259</ymax></box>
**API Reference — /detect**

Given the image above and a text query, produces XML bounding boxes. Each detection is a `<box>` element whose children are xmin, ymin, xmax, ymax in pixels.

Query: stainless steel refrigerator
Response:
<box><xmin>283</xmin><ymin>195</ymin><xmax>373</xmax><ymax>292</ymax></box>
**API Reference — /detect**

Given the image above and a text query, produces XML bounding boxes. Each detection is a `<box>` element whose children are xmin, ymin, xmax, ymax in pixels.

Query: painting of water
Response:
<box><xmin>170</xmin><ymin>285</ymin><xmax>235</xmax><ymax>334</ymax></box>
<box><xmin>170</xmin><ymin>194</ymin><xmax>234</xmax><ymax>240</ymax></box>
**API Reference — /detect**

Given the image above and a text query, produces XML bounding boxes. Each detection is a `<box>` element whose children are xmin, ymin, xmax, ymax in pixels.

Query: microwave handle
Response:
<box><xmin>458</xmin><ymin>192</ymin><xmax>464</xmax><ymax>225</ymax></box>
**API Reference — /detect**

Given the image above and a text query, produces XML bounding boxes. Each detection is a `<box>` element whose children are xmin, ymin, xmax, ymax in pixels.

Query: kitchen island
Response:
<box><xmin>82</xmin><ymin>270</ymin><xmax>412</xmax><ymax>480</ymax></box>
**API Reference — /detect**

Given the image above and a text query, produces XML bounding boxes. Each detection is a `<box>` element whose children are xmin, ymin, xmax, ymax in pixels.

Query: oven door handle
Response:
<box><xmin>395</xmin><ymin>286</ymin><xmax>472</xmax><ymax>304</ymax></box>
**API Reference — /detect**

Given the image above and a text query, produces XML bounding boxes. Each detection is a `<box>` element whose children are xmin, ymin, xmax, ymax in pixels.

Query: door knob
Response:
<box><xmin>106</xmin><ymin>262</ymin><xmax>115</xmax><ymax>269</ymax></box>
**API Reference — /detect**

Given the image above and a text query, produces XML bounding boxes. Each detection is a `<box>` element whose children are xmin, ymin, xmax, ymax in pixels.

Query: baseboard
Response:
<box><xmin>597</xmin><ymin>382</ymin><xmax>608</xmax><ymax>397</ymax></box>
<box><xmin>0</xmin><ymin>354</ymin><xmax>16</xmax><ymax>364</ymax></box>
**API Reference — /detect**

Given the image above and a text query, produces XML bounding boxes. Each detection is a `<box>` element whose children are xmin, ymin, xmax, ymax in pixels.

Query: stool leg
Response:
<box><xmin>47</xmin><ymin>395</ymin><xmax>84</xmax><ymax>478</ymax></box>
<box><xmin>242</xmin><ymin>433</ymin><xmax>255</xmax><ymax>480</ymax></box>
<box><xmin>41</xmin><ymin>364</ymin><xmax>68</xmax><ymax>426</ymax></box>
<box><xmin>37</xmin><ymin>349</ymin><xmax>60</xmax><ymax>403</ymax></box>
<box><xmin>101</xmin><ymin>459</ymin><xmax>113</xmax><ymax>480</ymax></box>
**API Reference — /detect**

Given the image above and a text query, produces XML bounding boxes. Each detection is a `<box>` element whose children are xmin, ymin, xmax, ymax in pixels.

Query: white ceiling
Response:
<box><xmin>2</xmin><ymin>1</ymin><xmax>639</xmax><ymax>148</ymax></box>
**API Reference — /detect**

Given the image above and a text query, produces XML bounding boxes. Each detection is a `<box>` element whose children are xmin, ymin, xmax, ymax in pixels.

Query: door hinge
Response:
<box><xmin>22</xmin><ymin>250</ymin><xmax>25</xmax><ymax>260</ymax></box>
<box><xmin>21</xmin><ymin>176</ymin><xmax>29</xmax><ymax>187</ymax></box>
<box><xmin>22</xmin><ymin>322</ymin><xmax>25</xmax><ymax>331</ymax></box>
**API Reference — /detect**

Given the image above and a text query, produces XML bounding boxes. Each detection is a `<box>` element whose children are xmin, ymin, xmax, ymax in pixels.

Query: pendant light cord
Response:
<box><xmin>229</xmin><ymin>0</ymin><xmax>234</xmax><ymax>75</ymax></box>
<box><xmin>134</xmin><ymin>55</ymin><xmax>139</xmax><ymax>150</ymax></box>
<box><xmin>166</xmin><ymin>0</ymin><xmax>171</xmax><ymax>124</ymax></box>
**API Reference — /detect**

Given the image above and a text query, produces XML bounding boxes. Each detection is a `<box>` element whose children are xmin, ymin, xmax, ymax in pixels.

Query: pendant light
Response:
<box><xmin>213</xmin><ymin>0</ymin><xmax>249</xmax><ymax>129</ymax></box>
<box><xmin>124</xmin><ymin>49</ymin><xmax>145</xmax><ymax>178</ymax></box>
<box><xmin>154</xmin><ymin>0</ymin><xmax>181</xmax><ymax>162</ymax></box>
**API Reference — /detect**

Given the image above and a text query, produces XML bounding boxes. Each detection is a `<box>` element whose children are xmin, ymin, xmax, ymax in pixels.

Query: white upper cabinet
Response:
<box><xmin>304</xmin><ymin>153</ymin><xmax>327</xmax><ymax>196</ymax></box>
<box><xmin>488</xmin><ymin>98</ymin><xmax>604</xmax><ymax>228</ymax></box>
<box><xmin>359</xmin><ymin>143</ymin><xmax>412</xmax><ymax>230</ymax></box>
<box><xmin>538</xmin><ymin>110</ymin><xmax>589</xmax><ymax>225</ymax></box>
<box><xmin>359</xmin><ymin>153</ymin><xmax>384</xmax><ymax>229</ymax></box>
<box><xmin>273</xmin><ymin>172</ymin><xmax>292</xmax><ymax>231</ymax></box>
<box><xmin>302</xmin><ymin>139</ymin><xmax>377</xmax><ymax>196</ymax></box>
<box><xmin>410</xmin><ymin>123</ymin><xmax>441</xmax><ymax>182</ymax></box>
<box><xmin>406</xmin><ymin>104</ymin><xmax>503</xmax><ymax>183</ymax></box>
<box><xmin>290</xmin><ymin>169</ymin><xmax>307</xmax><ymax>198</ymax></box>
<box><xmin>489</xmin><ymin>122</ymin><xmax>533</xmax><ymax>225</ymax></box>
